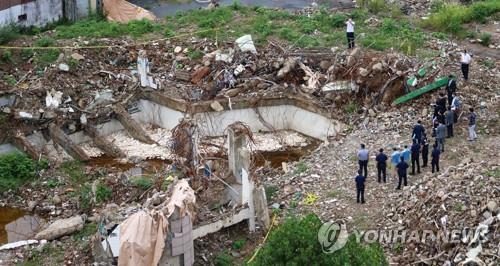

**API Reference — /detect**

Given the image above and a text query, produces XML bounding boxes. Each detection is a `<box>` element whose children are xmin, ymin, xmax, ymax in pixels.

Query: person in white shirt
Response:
<box><xmin>346</xmin><ymin>18</ymin><xmax>355</xmax><ymax>49</ymax></box>
<box><xmin>460</xmin><ymin>49</ymin><xmax>472</xmax><ymax>81</ymax></box>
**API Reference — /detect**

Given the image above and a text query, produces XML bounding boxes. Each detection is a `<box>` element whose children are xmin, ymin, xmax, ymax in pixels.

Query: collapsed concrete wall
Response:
<box><xmin>0</xmin><ymin>0</ymin><xmax>97</xmax><ymax>27</ymax></box>
<box><xmin>0</xmin><ymin>0</ymin><xmax>62</xmax><ymax>27</ymax></box>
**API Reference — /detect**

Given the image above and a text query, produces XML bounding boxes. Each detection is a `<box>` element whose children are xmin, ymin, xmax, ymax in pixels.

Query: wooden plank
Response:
<box><xmin>393</xmin><ymin>76</ymin><xmax>449</xmax><ymax>105</ymax></box>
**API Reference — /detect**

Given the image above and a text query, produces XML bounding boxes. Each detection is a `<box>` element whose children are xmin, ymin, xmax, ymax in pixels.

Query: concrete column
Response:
<box><xmin>227</xmin><ymin>128</ymin><xmax>247</xmax><ymax>184</ymax></box>
<box><xmin>159</xmin><ymin>207</ymin><xmax>194</xmax><ymax>266</ymax></box>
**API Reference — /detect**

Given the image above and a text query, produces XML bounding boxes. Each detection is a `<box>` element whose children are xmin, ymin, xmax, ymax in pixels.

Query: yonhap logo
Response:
<box><xmin>317</xmin><ymin>221</ymin><xmax>348</xmax><ymax>253</ymax></box>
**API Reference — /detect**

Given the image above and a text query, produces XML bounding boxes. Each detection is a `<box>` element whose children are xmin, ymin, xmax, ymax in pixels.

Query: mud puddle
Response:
<box><xmin>0</xmin><ymin>207</ymin><xmax>41</xmax><ymax>245</ymax></box>
<box><xmin>88</xmin><ymin>155</ymin><xmax>171</xmax><ymax>173</ymax></box>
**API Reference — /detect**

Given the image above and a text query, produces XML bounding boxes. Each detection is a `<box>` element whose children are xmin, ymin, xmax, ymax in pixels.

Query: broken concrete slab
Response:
<box><xmin>35</xmin><ymin>216</ymin><xmax>84</xmax><ymax>240</ymax></box>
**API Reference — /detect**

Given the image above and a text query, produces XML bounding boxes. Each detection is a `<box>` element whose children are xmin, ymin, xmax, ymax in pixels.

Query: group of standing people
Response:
<box><xmin>354</xmin><ymin>72</ymin><xmax>478</xmax><ymax>203</ymax></box>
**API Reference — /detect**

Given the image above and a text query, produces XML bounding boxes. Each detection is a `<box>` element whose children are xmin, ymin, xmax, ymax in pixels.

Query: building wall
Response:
<box><xmin>0</xmin><ymin>0</ymin><xmax>63</xmax><ymax>27</ymax></box>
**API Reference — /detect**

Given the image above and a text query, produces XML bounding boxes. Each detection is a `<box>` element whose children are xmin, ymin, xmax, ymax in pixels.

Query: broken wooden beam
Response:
<box><xmin>84</xmin><ymin>125</ymin><xmax>126</xmax><ymax>158</ymax></box>
<box><xmin>10</xmin><ymin>132</ymin><xmax>42</xmax><ymax>160</ymax></box>
<box><xmin>112</xmin><ymin>105</ymin><xmax>155</xmax><ymax>144</ymax></box>
<box><xmin>49</xmin><ymin>124</ymin><xmax>90</xmax><ymax>161</ymax></box>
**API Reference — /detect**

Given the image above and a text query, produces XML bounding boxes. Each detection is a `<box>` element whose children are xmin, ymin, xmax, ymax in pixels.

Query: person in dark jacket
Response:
<box><xmin>355</xmin><ymin>170</ymin><xmax>365</xmax><ymax>203</ymax></box>
<box><xmin>436</xmin><ymin>122</ymin><xmax>446</xmax><ymax>152</ymax></box>
<box><xmin>421</xmin><ymin>136</ymin><xmax>429</xmax><ymax>168</ymax></box>
<box><xmin>431</xmin><ymin>144</ymin><xmax>441</xmax><ymax>173</ymax></box>
<box><xmin>446</xmin><ymin>75</ymin><xmax>457</xmax><ymax>106</ymax></box>
<box><xmin>375</xmin><ymin>148</ymin><xmax>388</xmax><ymax>183</ymax></box>
<box><xmin>436</xmin><ymin>93</ymin><xmax>447</xmax><ymax>114</ymax></box>
<box><xmin>410</xmin><ymin>139</ymin><xmax>420</xmax><ymax>175</ymax></box>
<box><xmin>412</xmin><ymin>120</ymin><xmax>425</xmax><ymax>144</ymax></box>
<box><xmin>445</xmin><ymin>106</ymin><xmax>454</xmax><ymax>138</ymax></box>
<box><xmin>396</xmin><ymin>157</ymin><xmax>409</xmax><ymax>190</ymax></box>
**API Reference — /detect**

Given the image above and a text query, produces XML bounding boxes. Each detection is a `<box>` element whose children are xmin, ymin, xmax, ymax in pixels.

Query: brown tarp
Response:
<box><xmin>117</xmin><ymin>180</ymin><xmax>196</xmax><ymax>265</ymax></box>
<box><xmin>103</xmin><ymin>0</ymin><xmax>157</xmax><ymax>23</ymax></box>
<box><xmin>118</xmin><ymin>211</ymin><xmax>167</xmax><ymax>266</ymax></box>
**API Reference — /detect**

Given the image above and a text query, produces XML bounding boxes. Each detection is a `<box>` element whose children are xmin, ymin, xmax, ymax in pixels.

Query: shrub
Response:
<box><xmin>1</xmin><ymin>50</ymin><xmax>13</xmax><ymax>63</ymax></box>
<box><xmin>294</xmin><ymin>161</ymin><xmax>308</xmax><ymax>174</ymax></box>
<box><xmin>34</xmin><ymin>48</ymin><xmax>60</xmax><ymax>64</ymax></box>
<box><xmin>35</xmin><ymin>37</ymin><xmax>55</xmax><ymax>47</ymax></box>
<box><xmin>358</xmin><ymin>0</ymin><xmax>388</xmax><ymax>14</ymax></box>
<box><xmin>215</xmin><ymin>251</ymin><xmax>234</xmax><ymax>266</ymax></box>
<box><xmin>0</xmin><ymin>153</ymin><xmax>39</xmax><ymax>191</ymax></box>
<box><xmin>250</xmin><ymin>214</ymin><xmax>388</xmax><ymax>265</ymax></box>
<box><xmin>479</xmin><ymin>32</ymin><xmax>491</xmax><ymax>46</ymax></box>
<box><xmin>131</xmin><ymin>176</ymin><xmax>153</xmax><ymax>190</ymax></box>
<box><xmin>95</xmin><ymin>182</ymin><xmax>112</xmax><ymax>203</ymax></box>
<box><xmin>0</xmin><ymin>25</ymin><xmax>20</xmax><ymax>44</ymax></box>
<box><xmin>79</xmin><ymin>184</ymin><xmax>93</xmax><ymax>211</ymax></box>
<box><xmin>3</xmin><ymin>74</ymin><xmax>16</xmax><ymax>86</ymax></box>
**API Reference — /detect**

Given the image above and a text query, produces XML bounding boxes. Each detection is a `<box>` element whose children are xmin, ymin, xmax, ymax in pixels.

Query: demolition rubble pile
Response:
<box><xmin>383</xmin><ymin>159</ymin><xmax>499</xmax><ymax>266</ymax></box>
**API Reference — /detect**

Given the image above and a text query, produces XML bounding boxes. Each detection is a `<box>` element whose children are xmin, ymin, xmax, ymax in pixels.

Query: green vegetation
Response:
<box><xmin>422</xmin><ymin>0</ymin><xmax>500</xmax><ymax>34</ymax></box>
<box><xmin>482</xmin><ymin>59</ymin><xmax>495</xmax><ymax>69</ymax></box>
<box><xmin>345</xmin><ymin>101</ymin><xmax>358</xmax><ymax>114</ymax></box>
<box><xmin>131</xmin><ymin>176</ymin><xmax>153</xmax><ymax>190</ymax></box>
<box><xmin>73</xmin><ymin>223</ymin><xmax>97</xmax><ymax>243</ymax></box>
<box><xmin>1</xmin><ymin>50</ymin><xmax>13</xmax><ymax>63</ymax></box>
<box><xmin>0</xmin><ymin>153</ymin><xmax>47</xmax><ymax>192</ymax></box>
<box><xmin>35</xmin><ymin>37</ymin><xmax>56</xmax><ymax>47</ymax></box>
<box><xmin>18</xmin><ymin>243</ymin><xmax>64</xmax><ymax>266</ymax></box>
<box><xmin>250</xmin><ymin>214</ymin><xmax>387</xmax><ymax>265</ymax></box>
<box><xmin>187</xmin><ymin>49</ymin><xmax>204</xmax><ymax>60</ymax></box>
<box><xmin>3</xmin><ymin>74</ymin><xmax>16</xmax><ymax>86</ymax></box>
<box><xmin>59</xmin><ymin>160</ymin><xmax>86</xmax><ymax>185</ymax></box>
<box><xmin>68</xmin><ymin>58</ymin><xmax>79</xmax><ymax>69</ymax></box>
<box><xmin>55</xmin><ymin>18</ymin><xmax>161</xmax><ymax>39</ymax></box>
<box><xmin>294</xmin><ymin>161</ymin><xmax>308</xmax><ymax>174</ymax></box>
<box><xmin>232</xmin><ymin>238</ymin><xmax>247</xmax><ymax>250</ymax></box>
<box><xmin>215</xmin><ymin>251</ymin><xmax>234</xmax><ymax>266</ymax></box>
<box><xmin>34</xmin><ymin>48</ymin><xmax>60</xmax><ymax>64</ymax></box>
<box><xmin>392</xmin><ymin>241</ymin><xmax>404</xmax><ymax>253</ymax></box>
<box><xmin>79</xmin><ymin>184</ymin><xmax>93</xmax><ymax>211</ymax></box>
<box><xmin>479</xmin><ymin>32</ymin><xmax>491</xmax><ymax>46</ymax></box>
<box><xmin>485</xmin><ymin>168</ymin><xmax>499</xmax><ymax>178</ymax></box>
<box><xmin>95</xmin><ymin>182</ymin><xmax>112</xmax><ymax>203</ymax></box>
<box><xmin>0</xmin><ymin>25</ymin><xmax>20</xmax><ymax>45</ymax></box>
<box><xmin>264</xmin><ymin>184</ymin><xmax>279</xmax><ymax>200</ymax></box>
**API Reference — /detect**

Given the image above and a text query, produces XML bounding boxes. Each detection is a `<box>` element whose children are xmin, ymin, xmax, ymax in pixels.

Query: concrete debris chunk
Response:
<box><xmin>35</xmin><ymin>215</ymin><xmax>84</xmax><ymax>240</ymax></box>
<box><xmin>58</xmin><ymin>63</ymin><xmax>69</xmax><ymax>72</ymax></box>
<box><xmin>71</xmin><ymin>53</ymin><xmax>84</xmax><ymax>61</ymax></box>
<box><xmin>210</xmin><ymin>101</ymin><xmax>224</xmax><ymax>112</ymax></box>
<box><xmin>45</xmin><ymin>89</ymin><xmax>63</xmax><ymax>108</ymax></box>
<box><xmin>137</xmin><ymin>50</ymin><xmax>157</xmax><ymax>89</ymax></box>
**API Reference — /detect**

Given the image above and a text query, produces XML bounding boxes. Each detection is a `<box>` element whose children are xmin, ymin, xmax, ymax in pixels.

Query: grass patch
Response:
<box><xmin>327</xmin><ymin>189</ymin><xmax>341</xmax><ymax>198</ymax></box>
<box><xmin>55</xmin><ymin>18</ymin><xmax>160</xmax><ymax>39</ymax></box>
<box><xmin>0</xmin><ymin>153</ymin><xmax>47</xmax><ymax>192</ymax></box>
<box><xmin>264</xmin><ymin>184</ymin><xmax>279</xmax><ymax>200</ymax></box>
<box><xmin>1</xmin><ymin>50</ymin><xmax>13</xmax><ymax>63</ymax></box>
<box><xmin>19</xmin><ymin>244</ymin><xmax>64</xmax><ymax>266</ymax></box>
<box><xmin>485</xmin><ymin>168</ymin><xmax>499</xmax><ymax>178</ymax></box>
<box><xmin>482</xmin><ymin>59</ymin><xmax>495</xmax><ymax>69</ymax></box>
<box><xmin>59</xmin><ymin>160</ymin><xmax>86</xmax><ymax>184</ymax></box>
<box><xmin>95</xmin><ymin>181</ymin><xmax>112</xmax><ymax>204</ymax></box>
<box><xmin>3</xmin><ymin>74</ymin><xmax>16</xmax><ymax>86</ymax></box>
<box><xmin>422</xmin><ymin>0</ymin><xmax>500</xmax><ymax>34</ymax></box>
<box><xmin>187</xmin><ymin>49</ymin><xmax>204</xmax><ymax>60</ymax></box>
<box><xmin>34</xmin><ymin>49</ymin><xmax>60</xmax><ymax>65</ymax></box>
<box><xmin>294</xmin><ymin>161</ymin><xmax>308</xmax><ymax>174</ymax></box>
<box><xmin>131</xmin><ymin>176</ymin><xmax>153</xmax><ymax>190</ymax></box>
<box><xmin>0</xmin><ymin>25</ymin><xmax>20</xmax><ymax>44</ymax></box>
<box><xmin>344</xmin><ymin>101</ymin><xmax>358</xmax><ymax>114</ymax></box>
<box><xmin>73</xmin><ymin>223</ymin><xmax>97</xmax><ymax>243</ymax></box>
<box><xmin>35</xmin><ymin>37</ymin><xmax>55</xmax><ymax>47</ymax></box>
<box><xmin>232</xmin><ymin>238</ymin><xmax>246</xmax><ymax>250</ymax></box>
<box><xmin>479</xmin><ymin>32</ymin><xmax>491</xmax><ymax>46</ymax></box>
<box><xmin>215</xmin><ymin>251</ymin><xmax>234</xmax><ymax>266</ymax></box>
